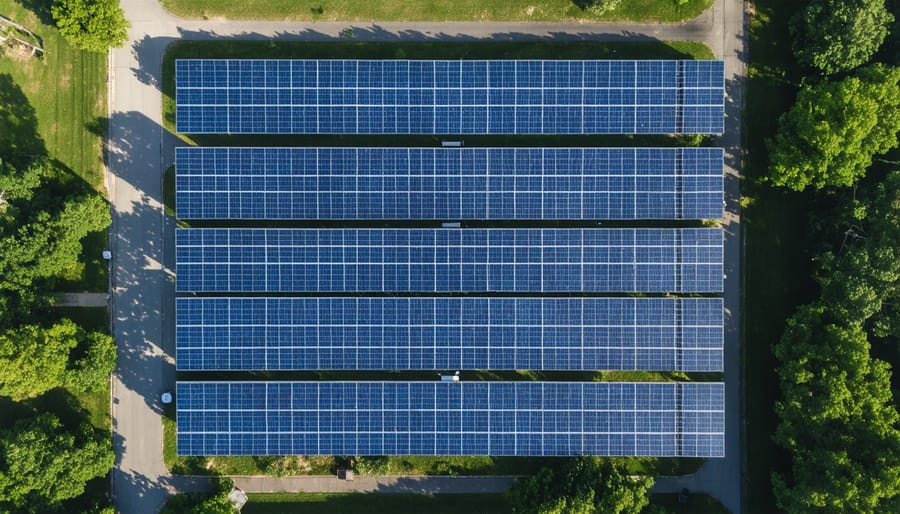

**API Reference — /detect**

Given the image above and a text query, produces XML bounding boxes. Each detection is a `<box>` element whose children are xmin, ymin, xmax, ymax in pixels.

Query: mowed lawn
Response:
<box><xmin>0</xmin><ymin>0</ymin><xmax>107</xmax><ymax>190</ymax></box>
<box><xmin>160</xmin><ymin>0</ymin><xmax>713</xmax><ymax>23</ymax></box>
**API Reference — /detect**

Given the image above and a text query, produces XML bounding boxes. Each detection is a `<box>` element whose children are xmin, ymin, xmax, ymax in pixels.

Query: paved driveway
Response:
<box><xmin>108</xmin><ymin>1</ymin><xmax>745</xmax><ymax>512</ymax></box>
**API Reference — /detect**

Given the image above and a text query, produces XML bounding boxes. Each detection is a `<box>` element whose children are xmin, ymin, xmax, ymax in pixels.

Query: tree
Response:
<box><xmin>791</xmin><ymin>0</ymin><xmax>893</xmax><ymax>74</ymax></box>
<box><xmin>767</xmin><ymin>64</ymin><xmax>900</xmax><ymax>190</ymax></box>
<box><xmin>773</xmin><ymin>304</ymin><xmax>900</xmax><ymax>513</ymax></box>
<box><xmin>51</xmin><ymin>0</ymin><xmax>129</xmax><ymax>53</ymax></box>
<box><xmin>66</xmin><ymin>330</ymin><xmax>116</xmax><ymax>394</ymax></box>
<box><xmin>0</xmin><ymin>321</ymin><xmax>78</xmax><ymax>400</ymax></box>
<box><xmin>509</xmin><ymin>458</ymin><xmax>652</xmax><ymax>514</ymax></box>
<box><xmin>0</xmin><ymin>159</ymin><xmax>49</xmax><ymax>216</ymax></box>
<box><xmin>816</xmin><ymin>170</ymin><xmax>900</xmax><ymax>335</ymax></box>
<box><xmin>0</xmin><ymin>193</ymin><xmax>110</xmax><ymax>292</ymax></box>
<box><xmin>0</xmin><ymin>320</ymin><xmax>113</xmax><ymax>400</ymax></box>
<box><xmin>0</xmin><ymin>414</ymin><xmax>114</xmax><ymax>511</ymax></box>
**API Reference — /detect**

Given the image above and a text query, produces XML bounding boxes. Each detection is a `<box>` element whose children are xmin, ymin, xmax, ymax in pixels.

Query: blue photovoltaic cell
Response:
<box><xmin>174</xmin><ymin>228</ymin><xmax>724</xmax><ymax>293</ymax></box>
<box><xmin>176</xmin><ymin>297</ymin><xmax>723</xmax><ymax>372</ymax></box>
<box><xmin>175</xmin><ymin>60</ymin><xmax>725</xmax><ymax>134</ymax></box>
<box><xmin>176</xmin><ymin>381</ymin><xmax>725</xmax><ymax>457</ymax></box>
<box><xmin>175</xmin><ymin>147</ymin><xmax>724</xmax><ymax>220</ymax></box>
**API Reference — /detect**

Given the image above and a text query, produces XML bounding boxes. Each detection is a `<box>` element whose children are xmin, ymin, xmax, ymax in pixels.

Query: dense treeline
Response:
<box><xmin>0</xmin><ymin>140</ymin><xmax>113</xmax><ymax>510</ymax></box>
<box><xmin>0</xmin><ymin>155</ymin><xmax>113</xmax><ymax>513</ymax></box>
<box><xmin>766</xmin><ymin>0</ymin><xmax>900</xmax><ymax>510</ymax></box>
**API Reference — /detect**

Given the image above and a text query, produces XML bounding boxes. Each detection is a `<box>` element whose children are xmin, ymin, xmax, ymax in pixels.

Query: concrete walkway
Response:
<box><xmin>52</xmin><ymin>292</ymin><xmax>109</xmax><ymax>307</ymax></box>
<box><xmin>108</xmin><ymin>1</ymin><xmax>745</xmax><ymax>513</ymax></box>
<box><xmin>233</xmin><ymin>475</ymin><xmax>518</xmax><ymax>494</ymax></box>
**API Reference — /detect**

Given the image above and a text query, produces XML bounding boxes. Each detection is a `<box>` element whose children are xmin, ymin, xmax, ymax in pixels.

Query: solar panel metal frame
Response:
<box><xmin>176</xmin><ymin>381</ymin><xmax>725</xmax><ymax>457</ymax></box>
<box><xmin>174</xmin><ymin>228</ymin><xmax>724</xmax><ymax>293</ymax></box>
<box><xmin>175</xmin><ymin>147</ymin><xmax>724</xmax><ymax>221</ymax></box>
<box><xmin>176</xmin><ymin>297</ymin><xmax>724</xmax><ymax>372</ymax></box>
<box><xmin>175</xmin><ymin>59</ymin><xmax>725</xmax><ymax>135</ymax></box>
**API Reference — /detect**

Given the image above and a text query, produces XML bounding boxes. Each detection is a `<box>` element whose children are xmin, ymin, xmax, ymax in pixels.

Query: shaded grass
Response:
<box><xmin>164</xmin><ymin>165</ymin><xmax>176</xmax><ymax>217</ymax></box>
<box><xmin>159</xmin><ymin>0</ymin><xmax>713</xmax><ymax>23</ymax></box>
<box><xmin>242</xmin><ymin>492</ymin><xmax>512</xmax><ymax>514</ymax></box>
<box><xmin>162</xmin><ymin>40</ymin><xmax>714</xmax><ymax>145</ymax></box>
<box><xmin>0</xmin><ymin>1</ymin><xmax>110</xmax><ymax>292</ymax></box>
<box><xmin>742</xmin><ymin>0</ymin><xmax>815</xmax><ymax>512</ymax></box>
<box><xmin>0</xmin><ymin>0</ymin><xmax>107</xmax><ymax>190</ymax></box>
<box><xmin>649</xmin><ymin>492</ymin><xmax>730</xmax><ymax>514</ymax></box>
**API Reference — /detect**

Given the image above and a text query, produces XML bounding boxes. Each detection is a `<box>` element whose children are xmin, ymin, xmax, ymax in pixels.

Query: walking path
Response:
<box><xmin>52</xmin><ymin>292</ymin><xmax>110</xmax><ymax>307</ymax></box>
<box><xmin>108</xmin><ymin>1</ymin><xmax>745</xmax><ymax>512</ymax></box>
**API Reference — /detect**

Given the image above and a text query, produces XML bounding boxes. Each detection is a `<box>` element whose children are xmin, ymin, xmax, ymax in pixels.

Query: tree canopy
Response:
<box><xmin>508</xmin><ymin>458</ymin><xmax>652</xmax><ymax>514</ymax></box>
<box><xmin>51</xmin><ymin>0</ymin><xmax>130</xmax><ymax>53</ymax></box>
<box><xmin>773</xmin><ymin>305</ymin><xmax>900</xmax><ymax>513</ymax></box>
<box><xmin>0</xmin><ymin>320</ymin><xmax>114</xmax><ymax>400</ymax></box>
<box><xmin>767</xmin><ymin>64</ymin><xmax>900</xmax><ymax>190</ymax></box>
<box><xmin>790</xmin><ymin>0</ymin><xmax>893</xmax><ymax>74</ymax></box>
<box><xmin>0</xmin><ymin>414</ymin><xmax>114</xmax><ymax>511</ymax></box>
<box><xmin>0</xmin><ymin>193</ymin><xmax>110</xmax><ymax>292</ymax></box>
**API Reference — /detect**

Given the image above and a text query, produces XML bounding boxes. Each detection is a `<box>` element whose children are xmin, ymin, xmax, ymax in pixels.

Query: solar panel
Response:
<box><xmin>174</xmin><ymin>228</ymin><xmax>724</xmax><ymax>293</ymax></box>
<box><xmin>175</xmin><ymin>147</ymin><xmax>724</xmax><ymax>221</ymax></box>
<box><xmin>176</xmin><ymin>297</ymin><xmax>723</xmax><ymax>372</ymax></box>
<box><xmin>175</xmin><ymin>60</ymin><xmax>725</xmax><ymax>134</ymax></box>
<box><xmin>176</xmin><ymin>381</ymin><xmax>725</xmax><ymax>457</ymax></box>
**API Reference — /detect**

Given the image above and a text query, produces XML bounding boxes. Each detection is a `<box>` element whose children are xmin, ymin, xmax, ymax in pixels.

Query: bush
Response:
<box><xmin>51</xmin><ymin>0</ymin><xmax>129</xmax><ymax>53</ymax></box>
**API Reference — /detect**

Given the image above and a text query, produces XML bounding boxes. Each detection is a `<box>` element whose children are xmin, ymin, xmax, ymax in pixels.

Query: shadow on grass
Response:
<box><xmin>0</xmin><ymin>72</ymin><xmax>45</xmax><ymax>164</ymax></box>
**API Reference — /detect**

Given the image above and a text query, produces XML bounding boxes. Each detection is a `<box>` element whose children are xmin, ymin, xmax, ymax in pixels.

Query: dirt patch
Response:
<box><xmin>525</xmin><ymin>6</ymin><xmax>537</xmax><ymax>15</ymax></box>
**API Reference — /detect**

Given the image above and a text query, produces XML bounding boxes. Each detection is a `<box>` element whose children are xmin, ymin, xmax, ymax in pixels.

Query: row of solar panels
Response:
<box><xmin>175</xmin><ymin>59</ymin><xmax>725</xmax><ymax>134</ymax></box>
<box><xmin>175</xmin><ymin>147</ymin><xmax>724</xmax><ymax>220</ymax></box>
<box><xmin>176</xmin><ymin>381</ymin><xmax>725</xmax><ymax>457</ymax></box>
<box><xmin>176</xmin><ymin>297</ymin><xmax>723</xmax><ymax>372</ymax></box>
<box><xmin>175</xmin><ymin>228</ymin><xmax>723</xmax><ymax>293</ymax></box>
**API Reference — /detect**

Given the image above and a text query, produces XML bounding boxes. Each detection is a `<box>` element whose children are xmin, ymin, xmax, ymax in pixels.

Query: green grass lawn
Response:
<box><xmin>241</xmin><ymin>493</ymin><xmax>512</xmax><ymax>514</ymax></box>
<box><xmin>0</xmin><ymin>0</ymin><xmax>107</xmax><ymax>189</ymax></box>
<box><xmin>742</xmin><ymin>0</ymin><xmax>814</xmax><ymax>511</ymax></box>
<box><xmin>160</xmin><ymin>0</ymin><xmax>713</xmax><ymax>23</ymax></box>
<box><xmin>0</xmin><ymin>0</ymin><xmax>109</xmax><ymax>292</ymax></box>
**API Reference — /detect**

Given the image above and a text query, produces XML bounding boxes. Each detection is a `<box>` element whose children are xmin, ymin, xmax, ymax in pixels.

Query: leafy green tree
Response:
<box><xmin>0</xmin><ymin>159</ymin><xmax>49</xmax><ymax>216</ymax></box>
<box><xmin>0</xmin><ymin>414</ymin><xmax>114</xmax><ymax>511</ymax></box>
<box><xmin>66</xmin><ymin>330</ymin><xmax>116</xmax><ymax>394</ymax></box>
<box><xmin>767</xmin><ymin>64</ymin><xmax>900</xmax><ymax>190</ymax></box>
<box><xmin>0</xmin><ymin>320</ymin><xmax>113</xmax><ymax>400</ymax></box>
<box><xmin>51</xmin><ymin>0</ymin><xmax>129</xmax><ymax>53</ymax></box>
<box><xmin>0</xmin><ymin>193</ymin><xmax>110</xmax><ymax>291</ymax></box>
<box><xmin>791</xmin><ymin>0</ymin><xmax>893</xmax><ymax>74</ymax></box>
<box><xmin>816</xmin><ymin>170</ymin><xmax>900</xmax><ymax>335</ymax></box>
<box><xmin>0</xmin><ymin>321</ymin><xmax>79</xmax><ymax>400</ymax></box>
<box><xmin>509</xmin><ymin>458</ymin><xmax>652</xmax><ymax>514</ymax></box>
<box><xmin>773</xmin><ymin>304</ymin><xmax>900</xmax><ymax>513</ymax></box>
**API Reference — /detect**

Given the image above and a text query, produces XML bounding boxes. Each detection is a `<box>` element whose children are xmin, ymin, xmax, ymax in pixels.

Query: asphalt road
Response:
<box><xmin>108</xmin><ymin>1</ymin><xmax>745</xmax><ymax>512</ymax></box>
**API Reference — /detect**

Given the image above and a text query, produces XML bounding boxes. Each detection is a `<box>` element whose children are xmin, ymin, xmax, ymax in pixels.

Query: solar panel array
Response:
<box><xmin>173</xmin><ymin>58</ymin><xmax>728</xmax><ymax>459</ymax></box>
<box><xmin>175</xmin><ymin>60</ymin><xmax>725</xmax><ymax>134</ymax></box>
<box><xmin>175</xmin><ymin>147</ymin><xmax>724</xmax><ymax>220</ymax></box>
<box><xmin>175</xmin><ymin>228</ymin><xmax>723</xmax><ymax>293</ymax></box>
<box><xmin>176</xmin><ymin>381</ymin><xmax>725</xmax><ymax>457</ymax></box>
<box><xmin>176</xmin><ymin>297</ymin><xmax>723</xmax><ymax>372</ymax></box>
